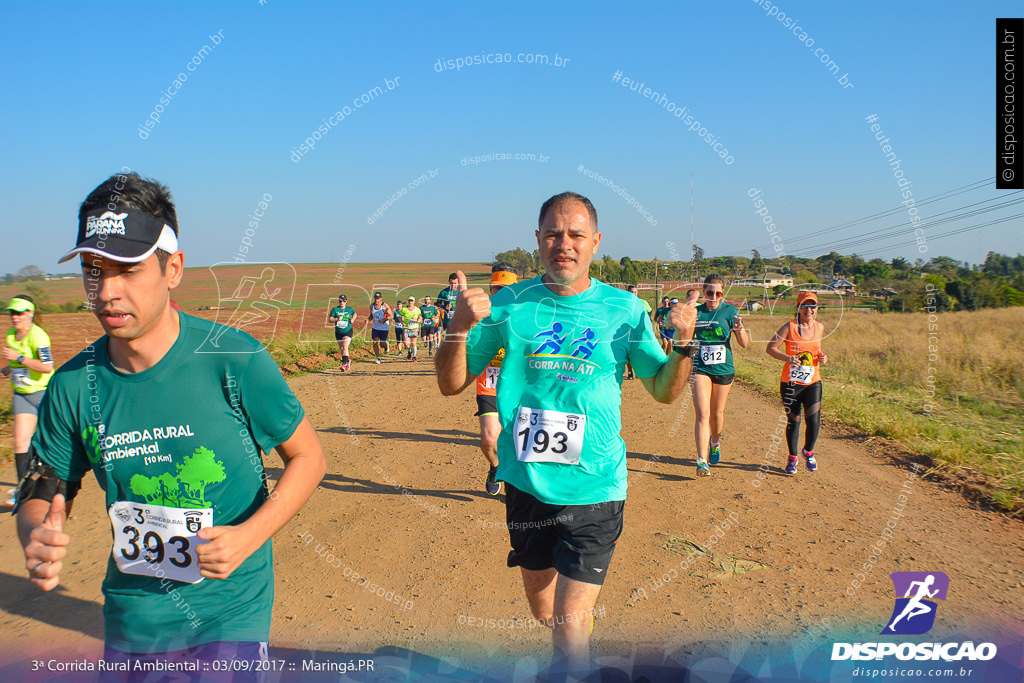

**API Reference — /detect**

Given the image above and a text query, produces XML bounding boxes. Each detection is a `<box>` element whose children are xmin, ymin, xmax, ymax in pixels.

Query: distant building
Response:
<box><xmin>870</xmin><ymin>287</ymin><xmax>899</xmax><ymax>301</ymax></box>
<box><xmin>732</xmin><ymin>275</ymin><xmax>794</xmax><ymax>288</ymax></box>
<box><xmin>827</xmin><ymin>278</ymin><xmax>857</xmax><ymax>295</ymax></box>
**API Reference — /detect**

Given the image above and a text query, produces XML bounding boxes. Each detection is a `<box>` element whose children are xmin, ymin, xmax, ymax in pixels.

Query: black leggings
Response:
<box><xmin>780</xmin><ymin>381</ymin><xmax>822</xmax><ymax>456</ymax></box>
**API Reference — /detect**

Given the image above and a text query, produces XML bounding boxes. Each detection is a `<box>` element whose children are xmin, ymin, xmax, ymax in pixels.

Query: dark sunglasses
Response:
<box><xmin>703</xmin><ymin>291</ymin><xmax>724</xmax><ymax>299</ymax></box>
<box><xmin>799</xmin><ymin>303</ymin><xmax>818</xmax><ymax>309</ymax></box>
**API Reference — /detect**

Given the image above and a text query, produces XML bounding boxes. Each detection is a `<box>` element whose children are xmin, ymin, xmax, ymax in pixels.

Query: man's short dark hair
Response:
<box><xmin>79</xmin><ymin>172</ymin><xmax>179</xmax><ymax>270</ymax></box>
<box><xmin>538</xmin><ymin>192</ymin><xmax>598</xmax><ymax>231</ymax></box>
<box><xmin>448</xmin><ymin>272</ymin><xmax>458</xmax><ymax>281</ymax></box>
<box><xmin>492</xmin><ymin>261</ymin><xmax>516</xmax><ymax>274</ymax></box>
<box><xmin>627</xmin><ymin>285</ymin><xmax>638</xmax><ymax>292</ymax></box>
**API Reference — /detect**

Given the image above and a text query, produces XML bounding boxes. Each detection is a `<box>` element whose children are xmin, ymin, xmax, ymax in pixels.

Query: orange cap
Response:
<box><xmin>491</xmin><ymin>270</ymin><xmax>518</xmax><ymax>286</ymax></box>
<box><xmin>796</xmin><ymin>291</ymin><xmax>819</xmax><ymax>306</ymax></box>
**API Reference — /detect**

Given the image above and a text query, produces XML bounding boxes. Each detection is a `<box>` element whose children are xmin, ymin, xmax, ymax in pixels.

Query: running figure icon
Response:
<box><xmin>533</xmin><ymin>322</ymin><xmax>567</xmax><ymax>355</ymax></box>
<box><xmin>887</xmin><ymin>574</ymin><xmax>939</xmax><ymax>631</ymax></box>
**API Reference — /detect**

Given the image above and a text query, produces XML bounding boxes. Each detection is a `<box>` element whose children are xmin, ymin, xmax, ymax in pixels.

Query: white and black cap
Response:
<box><xmin>59</xmin><ymin>207</ymin><xmax>178</xmax><ymax>264</ymax></box>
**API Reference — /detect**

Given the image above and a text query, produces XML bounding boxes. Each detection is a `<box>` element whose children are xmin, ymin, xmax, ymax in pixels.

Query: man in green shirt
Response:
<box><xmin>327</xmin><ymin>294</ymin><xmax>357</xmax><ymax>371</ymax></box>
<box><xmin>419</xmin><ymin>296</ymin><xmax>440</xmax><ymax>356</ymax></box>
<box><xmin>436</xmin><ymin>192</ymin><xmax>698</xmax><ymax>677</ymax></box>
<box><xmin>16</xmin><ymin>172</ymin><xmax>326</xmax><ymax>676</ymax></box>
<box><xmin>437</xmin><ymin>273</ymin><xmax>459</xmax><ymax>342</ymax></box>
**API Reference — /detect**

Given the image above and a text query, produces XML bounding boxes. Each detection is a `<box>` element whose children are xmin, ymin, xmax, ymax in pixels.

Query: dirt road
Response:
<box><xmin>2</xmin><ymin>355</ymin><xmax>1022</xmax><ymax>679</ymax></box>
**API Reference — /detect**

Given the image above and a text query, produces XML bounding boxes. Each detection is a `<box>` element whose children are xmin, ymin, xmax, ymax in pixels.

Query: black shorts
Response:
<box><xmin>371</xmin><ymin>328</ymin><xmax>389</xmax><ymax>342</ymax></box>
<box><xmin>394</xmin><ymin>328</ymin><xmax>404</xmax><ymax>342</ymax></box>
<box><xmin>694</xmin><ymin>370</ymin><xmax>735</xmax><ymax>386</ymax></box>
<box><xmin>335</xmin><ymin>330</ymin><xmax>352</xmax><ymax>340</ymax></box>
<box><xmin>422</xmin><ymin>325</ymin><xmax>437</xmax><ymax>336</ymax></box>
<box><xmin>504</xmin><ymin>483</ymin><xmax>624</xmax><ymax>586</ymax></box>
<box><xmin>475</xmin><ymin>394</ymin><xmax>497</xmax><ymax>416</ymax></box>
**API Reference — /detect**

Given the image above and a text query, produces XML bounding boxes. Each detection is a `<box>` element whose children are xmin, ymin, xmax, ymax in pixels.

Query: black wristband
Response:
<box><xmin>673</xmin><ymin>342</ymin><xmax>697</xmax><ymax>358</ymax></box>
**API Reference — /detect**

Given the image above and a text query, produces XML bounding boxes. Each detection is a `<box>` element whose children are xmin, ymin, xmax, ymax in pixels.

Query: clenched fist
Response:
<box><xmin>449</xmin><ymin>270</ymin><xmax>490</xmax><ymax>334</ymax></box>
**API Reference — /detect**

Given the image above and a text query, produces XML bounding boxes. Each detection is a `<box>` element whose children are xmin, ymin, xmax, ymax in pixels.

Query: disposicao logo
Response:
<box><xmin>831</xmin><ymin>571</ymin><xmax>997</xmax><ymax>662</ymax></box>
<box><xmin>883</xmin><ymin>571</ymin><xmax>948</xmax><ymax>635</ymax></box>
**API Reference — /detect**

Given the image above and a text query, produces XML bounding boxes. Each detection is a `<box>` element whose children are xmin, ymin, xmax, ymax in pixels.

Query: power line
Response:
<box><xmin>745</xmin><ymin>178</ymin><xmax>1009</xmax><ymax>255</ymax></box>
<box><xmin>790</xmin><ymin>193</ymin><xmax>1024</xmax><ymax>256</ymax></box>
<box><xmin>748</xmin><ymin>178</ymin><xmax>996</xmax><ymax>252</ymax></box>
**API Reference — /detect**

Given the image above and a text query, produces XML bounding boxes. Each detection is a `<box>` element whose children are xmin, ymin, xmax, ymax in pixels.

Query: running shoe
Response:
<box><xmin>375</xmin><ymin>357</ymin><xmax>382</xmax><ymax>364</ymax></box>
<box><xmin>696</xmin><ymin>460</ymin><xmax>711</xmax><ymax>477</ymax></box>
<box><xmin>486</xmin><ymin>467</ymin><xmax>501</xmax><ymax>495</ymax></box>
<box><xmin>342</xmin><ymin>361</ymin><xmax>351</xmax><ymax>372</ymax></box>
<box><xmin>785</xmin><ymin>456</ymin><xmax>798</xmax><ymax>474</ymax></box>
<box><xmin>407</xmin><ymin>351</ymin><xmax>412</xmax><ymax>360</ymax></box>
<box><xmin>803</xmin><ymin>449</ymin><xmax>818</xmax><ymax>472</ymax></box>
<box><xmin>708</xmin><ymin>441</ymin><xmax>721</xmax><ymax>465</ymax></box>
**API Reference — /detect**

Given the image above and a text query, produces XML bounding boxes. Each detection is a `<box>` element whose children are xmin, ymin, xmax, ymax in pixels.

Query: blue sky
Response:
<box><xmin>1</xmin><ymin>0</ymin><xmax>1020</xmax><ymax>275</ymax></box>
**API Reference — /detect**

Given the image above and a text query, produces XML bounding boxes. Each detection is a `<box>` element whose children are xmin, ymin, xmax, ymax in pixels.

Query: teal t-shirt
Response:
<box><xmin>466</xmin><ymin>277</ymin><xmax>667</xmax><ymax>505</ymax></box>
<box><xmin>693</xmin><ymin>302</ymin><xmax>738</xmax><ymax>375</ymax></box>
<box><xmin>437</xmin><ymin>287</ymin><xmax>457</xmax><ymax>319</ymax></box>
<box><xmin>32</xmin><ymin>312</ymin><xmax>305</xmax><ymax>652</ymax></box>
<box><xmin>420</xmin><ymin>305</ymin><xmax>440</xmax><ymax>326</ymax></box>
<box><xmin>329</xmin><ymin>305</ymin><xmax>357</xmax><ymax>334</ymax></box>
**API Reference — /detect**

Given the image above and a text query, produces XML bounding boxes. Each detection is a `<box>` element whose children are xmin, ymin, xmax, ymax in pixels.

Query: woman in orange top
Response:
<box><xmin>766</xmin><ymin>291</ymin><xmax>829</xmax><ymax>474</ymax></box>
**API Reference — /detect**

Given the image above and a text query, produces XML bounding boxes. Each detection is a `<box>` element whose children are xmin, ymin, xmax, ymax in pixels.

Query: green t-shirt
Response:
<box><xmin>437</xmin><ymin>287</ymin><xmax>458</xmax><ymax>319</ymax></box>
<box><xmin>6</xmin><ymin>325</ymin><xmax>53</xmax><ymax>394</ymax></box>
<box><xmin>329</xmin><ymin>305</ymin><xmax>357</xmax><ymax>334</ymax></box>
<box><xmin>32</xmin><ymin>312</ymin><xmax>305</xmax><ymax>652</ymax></box>
<box><xmin>400</xmin><ymin>306</ymin><xmax>421</xmax><ymax>330</ymax></box>
<box><xmin>693</xmin><ymin>302</ymin><xmax>738</xmax><ymax>375</ymax></box>
<box><xmin>420</xmin><ymin>305</ymin><xmax>439</xmax><ymax>326</ymax></box>
<box><xmin>466</xmin><ymin>277</ymin><xmax>667</xmax><ymax>505</ymax></box>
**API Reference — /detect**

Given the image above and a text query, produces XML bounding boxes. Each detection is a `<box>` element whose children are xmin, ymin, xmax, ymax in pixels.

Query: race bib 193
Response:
<box><xmin>700</xmin><ymin>344</ymin><xmax>726</xmax><ymax>365</ymax></box>
<box><xmin>108</xmin><ymin>502</ymin><xmax>212</xmax><ymax>584</ymax></box>
<box><xmin>515</xmin><ymin>407</ymin><xmax>586</xmax><ymax>465</ymax></box>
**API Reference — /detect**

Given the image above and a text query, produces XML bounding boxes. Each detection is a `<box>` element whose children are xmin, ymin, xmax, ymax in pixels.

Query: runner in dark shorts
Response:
<box><xmin>504</xmin><ymin>483</ymin><xmax>624</xmax><ymax>586</ymax></box>
<box><xmin>435</xmin><ymin>192</ymin><xmax>699</xmax><ymax>678</ymax></box>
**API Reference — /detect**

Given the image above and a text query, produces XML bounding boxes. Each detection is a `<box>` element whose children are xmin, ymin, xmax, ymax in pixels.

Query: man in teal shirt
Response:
<box><xmin>436</xmin><ymin>192</ymin><xmax>698</xmax><ymax>677</ymax></box>
<box><xmin>17</xmin><ymin>172</ymin><xmax>325</xmax><ymax>677</ymax></box>
<box><xmin>328</xmin><ymin>294</ymin><xmax>357</xmax><ymax>371</ymax></box>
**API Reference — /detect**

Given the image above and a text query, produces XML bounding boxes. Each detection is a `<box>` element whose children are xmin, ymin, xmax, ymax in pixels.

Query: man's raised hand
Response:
<box><xmin>451</xmin><ymin>269</ymin><xmax>490</xmax><ymax>333</ymax></box>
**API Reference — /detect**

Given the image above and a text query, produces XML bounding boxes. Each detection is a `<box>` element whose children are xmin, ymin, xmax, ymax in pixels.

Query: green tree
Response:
<box><xmin>600</xmin><ymin>254</ymin><xmax>620</xmax><ymax>282</ymax></box>
<box><xmin>750</xmin><ymin>250</ymin><xmax>764</xmax><ymax>276</ymax></box>
<box><xmin>945</xmin><ymin>280</ymin><xmax>980</xmax><ymax>311</ymax></box>
<box><xmin>176</xmin><ymin>447</ymin><xmax>226</xmax><ymax>507</ymax></box>
<box><xmin>532</xmin><ymin>249</ymin><xmax>545</xmax><ymax>275</ymax></box>
<box><xmin>130</xmin><ymin>473</ymin><xmax>161</xmax><ymax>503</ymax></box>
<box><xmin>16</xmin><ymin>265</ymin><xmax>45</xmax><ymax>282</ymax></box>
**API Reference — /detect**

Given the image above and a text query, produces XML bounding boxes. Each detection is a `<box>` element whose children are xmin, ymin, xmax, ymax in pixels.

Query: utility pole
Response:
<box><xmin>653</xmin><ymin>256</ymin><xmax>659</xmax><ymax>302</ymax></box>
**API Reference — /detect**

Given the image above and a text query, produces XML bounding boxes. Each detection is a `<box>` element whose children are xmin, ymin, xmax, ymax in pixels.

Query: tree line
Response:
<box><xmin>491</xmin><ymin>247</ymin><xmax>1024</xmax><ymax>312</ymax></box>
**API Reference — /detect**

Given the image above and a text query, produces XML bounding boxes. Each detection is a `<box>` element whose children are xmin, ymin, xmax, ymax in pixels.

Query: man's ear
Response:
<box><xmin>166</xmin><ymin>250</ymin><xmax>185</xmax><ymax>290</ymax></box>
